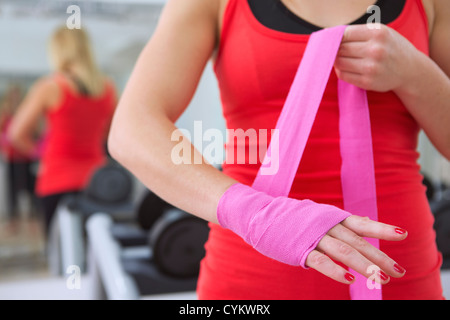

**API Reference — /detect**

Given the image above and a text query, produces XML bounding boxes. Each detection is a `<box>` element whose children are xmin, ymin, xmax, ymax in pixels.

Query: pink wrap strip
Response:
<box><xmin>217</xmin><ymin>183</ymin><xmax>351</xmax><ymax>268</ymax></box>
<box><xmin>252</xmin><ymin>26</ymin><xmax>381</xmax><ymax>300</ymax></box>
<box><xmin>338</xmin><ymin>81</ymin><xmax>381</xmax><ymax>300</ymax></box>
<box><xmin>251</xmin><ymin>25</ymin><xmax>346</xmax><ymax>196</ymax></box>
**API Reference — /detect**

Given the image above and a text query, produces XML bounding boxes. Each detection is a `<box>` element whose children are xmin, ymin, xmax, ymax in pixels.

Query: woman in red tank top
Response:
<box><xmin>197</xmin><ymin>0</ymin><xmax>446</xmax><ymax>299</ymax></box>
<box><xmin>9</xmin><ymin>26</ymin><xmax>116</xmax><ymax>235</ymax></box>
<box><xmin>108</xmin><ymin>0</ymin><xmax>450</xmax><ymax>300</ymax></box>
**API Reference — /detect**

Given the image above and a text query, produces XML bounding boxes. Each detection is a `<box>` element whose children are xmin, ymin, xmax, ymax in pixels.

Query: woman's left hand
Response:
<box><xmin>334</xmin><ymin>24</ymin><xmax>420</xmax><ymax>93</ymax></box>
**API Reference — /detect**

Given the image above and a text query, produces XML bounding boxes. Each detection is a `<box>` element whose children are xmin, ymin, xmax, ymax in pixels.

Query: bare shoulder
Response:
<box><xmin>420</xmin><ymin>0</ymin><xmax>450</xmax><ymax>33</ymax></box>
<box><xmin>420</xmin><ymin>0</ymin><xmax>435</xmax><ymax>34</ymax></box>
<box><xmin>159</xmin><ymin>0</ymin><xmax>221</xmax><ymax>27</ymax></box>
<box><xmin>159</xmin><ymin>0</ymin><xmax>227</xmax><ymax>47</ymax></box>
<box><xmin>31</xmin><ymin>75</ymin><xmax>59</xmax><ymax>98</ymax></box>
<box><xmin>431</xmin><ymin>0</ymin><xmax>450</xmax><ymax>20</ymax></box>
<box><xmin>154</xmin><ymin>0</ymin><xmax>224</xmax><ymax>55</ymax></box>
<box><xmin>32</xmin><ymin>75</ymin><xmax>58</xmax><ymax>91</ymax></box>
<box><xmin>217</xmin><ymin>0</ymin><xmax>230</xmax><ymax>33</ymax></box>
<box><xmin>426</xmin><ymin>0</ymin><xmax>450</xmax><ymax>76</ymax></box>
<box><xmin>29</xmin><ymin>75</ymin><xmax>61</xmax><ymax>109</ymax></box>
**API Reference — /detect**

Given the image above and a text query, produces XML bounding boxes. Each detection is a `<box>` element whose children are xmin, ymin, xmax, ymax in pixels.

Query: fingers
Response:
<box><xmin>334</xmin><ymin>69</ymin><xmax>369</xmax><ymax>91</ymax></box>
<box><xmin>305</xmin><ymin>249</ymin><xmax>356</xmax><ymax>285</ymax></box>
<box><xmin>334</xmin><ymin>56</ymin><xmax>364</xmax><ymax>75</ymax></box>
<box><xmin>337</xmin><ymin>41</ymin><xmax>367</xmax><ymax>58</ymax></box>
<box><xmin>306</xmin><ymin>215</ymin><xmax>409</xmax><ymax>286</ymax></box>
<box><xmin>316</xmin><ymin>234</ymin><xmax>391</xmax><ymax>285</ymax></box>
<box><xmin>342</xmin><ymin>24</ymin><xmax>373</xmax><ymax>42</ymax></box>
<box><xmin>341</xmin><ymin>24</ymin><xmax>386</xmax><ymax>43</ymax></box>
<box><xmin>341</xmin><ymin>215</ymin><xmax>408</xmax><ymax>242</ymax></box>
<box><xmin>327</xmin><ymin>224</ymin><xmax>406</xmax><ymax>279</ymax></box>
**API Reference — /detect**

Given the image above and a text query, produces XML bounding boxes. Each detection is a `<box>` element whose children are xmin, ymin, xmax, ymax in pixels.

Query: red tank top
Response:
<box><xmin>197</xmin><ymin>0</ymin><xmax>444</xmax><ymax>299</ymax></box>
<box><xmin>35</xmin><ymin>74</ymin><xmax>115</xmax><ymax>196</ymax></box>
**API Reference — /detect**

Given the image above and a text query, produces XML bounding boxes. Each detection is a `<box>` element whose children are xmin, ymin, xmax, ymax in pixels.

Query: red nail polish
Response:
<box><xmin>345</xmin><ymin>273</ymin><xmax>355</xmax><ymax>282</ymax></box>
<box><xmin>394</xmin><ymin>263</ymin><xmax>406</xmax><ymax>274</ymax></box>
<box><xmin>378</xmin><ymin>270</ymin><xmax>389</xmax><ymax>281</ymax></box>
<box><xmin>395</xmin><ymin>227</ymin><xmax>407</xmax><ymax>235</ymax></box>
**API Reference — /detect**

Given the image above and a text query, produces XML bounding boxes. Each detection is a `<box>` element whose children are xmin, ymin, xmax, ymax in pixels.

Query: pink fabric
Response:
<box><xmin>251</xmin><ymin>25</ymin><xmax>347</xmax><ymax>196</ymax></box>
<box><xmin>217</xmin><ymin>183</ymin><xmax>351</xmax><ymax>267</ymax></box>
<box><xmin>217</xmin><ymin>26</ymin><xmax>381</xmax><ymax>300</ymax></box>
<box><xmin>338</xmin><ymin>81</ymin><xmax>380</xmax><ymax>300</ymax></box>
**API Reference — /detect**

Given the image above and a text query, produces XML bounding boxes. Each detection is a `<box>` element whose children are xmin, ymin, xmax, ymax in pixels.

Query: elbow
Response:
<box><xmin>7</xmin><ymin>125</ymin><xmax>22</xmax><ymax>150</ymax></box>
<box><xmin>442</xmin><ymin>146</ymin><xmax>450</xmax><ymax>162</ymax></box>
<box><xmin>437</xmin><ymin>133</ymin><xmax>450</xmax><ymax>162</ymax></box>
<box><xmin>107</xmin><ymin>111</ymin><xmax>133</xmax><ymax>169</ymax></box>
<box><xmin>107</xmin><ymin>119</ymin><xmax>124</xmax><ymax>165</ymax></box>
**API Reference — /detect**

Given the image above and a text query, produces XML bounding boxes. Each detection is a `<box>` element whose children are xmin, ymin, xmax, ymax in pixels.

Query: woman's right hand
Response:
<box><xmin>306</xmin><ymin>215</ymin><xmax>407</xmax><ymax>285</ymax></box>
<box><xmin>217</xmin><ymin>183</ymin><xmax>407</xmax><ymax>285</ymax></box>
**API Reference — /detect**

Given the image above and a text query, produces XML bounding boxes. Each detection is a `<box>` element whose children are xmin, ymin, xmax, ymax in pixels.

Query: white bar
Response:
<box><xmin>86</xmin><ymin>213</ymin><xmax>140</xmax><ymax>300</ymax></box>
<box><xmin>58</xmin><ymin>204</ymin><xmax>85</xmax><ymax>274</ymax></box>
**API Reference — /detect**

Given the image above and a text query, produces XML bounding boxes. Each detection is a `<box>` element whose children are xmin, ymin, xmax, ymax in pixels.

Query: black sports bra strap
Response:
<box><xmin>247</xmin><ymin>0</ymin><xmax>407</xmax><ymax>35</ymax></box>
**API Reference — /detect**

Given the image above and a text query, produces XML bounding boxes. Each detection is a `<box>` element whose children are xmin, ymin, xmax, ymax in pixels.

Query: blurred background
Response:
<box><xmin>0</xmin><ymin>0</ymin><xmax>448</xmax><ymax>300</ymax></box>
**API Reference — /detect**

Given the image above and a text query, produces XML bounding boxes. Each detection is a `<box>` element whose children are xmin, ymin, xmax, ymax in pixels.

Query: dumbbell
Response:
<box><xmin>149</xmin><ymin>208</ymin><xmax>209</xmax><ymax>278</ymax></box>
<box><xmin>135</xmin><ymin>191</ymin><xmax>210</xmax><ymax>278</ymax></box>
<box><xmin>136</xmin><ymin>191</ymin><xmax>173</xmax><ymax>230</ymax></box>
<box><xmin>432</xmin><ymin>193</ymin><xmax>450</xmax><ymax>262</ymax></box>
<box><xmin>84</xmin><ymin>163</ymin><xmax>133</xmax><ymax>205</ymax></box>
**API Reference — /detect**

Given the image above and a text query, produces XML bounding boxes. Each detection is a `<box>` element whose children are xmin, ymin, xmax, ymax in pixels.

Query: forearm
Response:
<box><xmin>108</xmin><ymin>102</ymin><xmax>236</xmax><ymax>224</ymax></box>
<box><xmin>394</xmin><ymin>50</ymin><xmax>450</xmax><ymax>160</ymax></box>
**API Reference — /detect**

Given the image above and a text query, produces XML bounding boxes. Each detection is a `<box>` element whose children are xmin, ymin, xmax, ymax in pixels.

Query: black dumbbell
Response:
<box><xmin>84</xmin><ymin>163</ymin><xmax>133</xmax><ymax>204</ymax></box>
<box><xmin>148</xmin><ymin>208</ymin><xmax>209</xmax><ymax>278</ymax></box>
<box><xmin>433</xmin><ymin>198</ymin><xmax>450</xmax><ymax>261</ymax></box>
<box><xmin>135</xmin><ymin>190</ymin><xmax>210</xmax><ymax>278</ymax></box>
<box><xmin>136</xmin><ymin>191</ymin><xmax>173</xmax><ymax>230</ymax></box>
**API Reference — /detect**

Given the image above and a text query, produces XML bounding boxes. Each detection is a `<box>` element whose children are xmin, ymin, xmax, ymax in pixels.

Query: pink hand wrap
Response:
<box><xmin>217</xmin><ymin>26</ymin><xmax>381</xmax><ymax>300</ymax></box>
<box><xmin>217</xmin><ymin>183</ymin><xmax>351</xmax><ymax>267</ymax></box>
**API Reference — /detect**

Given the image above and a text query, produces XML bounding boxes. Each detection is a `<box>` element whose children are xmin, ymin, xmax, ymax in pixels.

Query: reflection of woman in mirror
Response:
<box><xmin>0</xmin><ymin>85</ymin><xmax>36</xmax><ymax>230</ymax></box>
<box><xmin>8</xmin><ymin>26</ymin><xmax>117</xmax><ymax>237</ymax></box>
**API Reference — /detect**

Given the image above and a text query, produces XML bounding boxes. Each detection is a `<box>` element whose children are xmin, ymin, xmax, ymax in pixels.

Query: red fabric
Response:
<box><xmin>197</xmin><ymin>0</ymin><xmax>444</xmax><ymax>299</ymax></box>
<box><xmin>35</xmin><ymin>74</ymin><xmax>115</xmax><ymax>196</ymax></box>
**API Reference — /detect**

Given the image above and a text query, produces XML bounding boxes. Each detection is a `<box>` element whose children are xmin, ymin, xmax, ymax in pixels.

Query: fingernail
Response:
<box><xmin>345</xmin><ymin>273</ymin><xmax>355</xmax><ymax>282</ymax></box>
<box><xmin>378</xmin><ymin>270</ymin><xmax>389</xmax><ymax>281</ymax></box>
<box><xmin>395</xmin><ymin>227</ymin><xmax>407</xmax><ymax>235</ymax></box>
<box><xmin>394</xmin><ymin>263</ymin><xmax>406</xmax><ymax>274</ymax></box>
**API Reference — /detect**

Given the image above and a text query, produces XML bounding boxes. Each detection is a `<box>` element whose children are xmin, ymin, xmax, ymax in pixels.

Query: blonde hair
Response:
<box><xmin>48</xmin><ymin>26</ymin><xmax>105</xmax><ymax>96</ymax></box>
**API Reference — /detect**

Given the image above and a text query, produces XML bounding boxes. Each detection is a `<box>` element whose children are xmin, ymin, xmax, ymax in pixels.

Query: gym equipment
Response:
<box><xmin>136</xmin><ymin>190</ymin><xmax>173</xmax><ymax>231</ymax></box>
<box><xmin>431</xmin><ymin>189</ymin><xmax>450</xmax><ymax>269</ymax></box>
<box><xmin>424</xmin><ymin>173</ymin><xmax>450</xmax><ymax>270</ymax></box>
<box><xmin>423</xmin><ymin>174</ymin><xmax>436</xmax><ymax>202</ymax></box>
<box><xmin>47</xmin><ymin>161</ymin><xmax>135</xmax><ymax>275</ymax></box>
<box><xmin>87</xmin><ymin>190</ymin><xmax>209</xmax><ymax>299</ymax></box>
<box><xmin>84</xmin><ymin>164</ymin><xmax>134</xmax><ymax>205</ymax></box>
<box><xmin>149</xmin><ymin>208</ymin><xmax>209</xmax><ymax>278</ymax></box>
<box><xmin>109</xmin><ymin>190</ymin><xmax>173</xmax><ymax>247</ymax></box>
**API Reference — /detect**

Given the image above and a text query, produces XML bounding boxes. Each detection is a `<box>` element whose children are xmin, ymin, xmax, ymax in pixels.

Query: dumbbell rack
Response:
<box><xmin>46</xmin><ymin>163</ymin><xmax>205</xmax><ymax>299</ymax></box>
<box><xmin>86</xmin><ymin>213</ymin><xmax>199</xmax><ymax>300</ymax></box>
<box><xmin>47</xmin><ymin>194</ymin><xmax>135</xmax><ymax>276</ymax></box>
<box><xmin>87</xmin><ymin>214</ymin><xmax>140</xmax><ymax>299</ymax></box>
